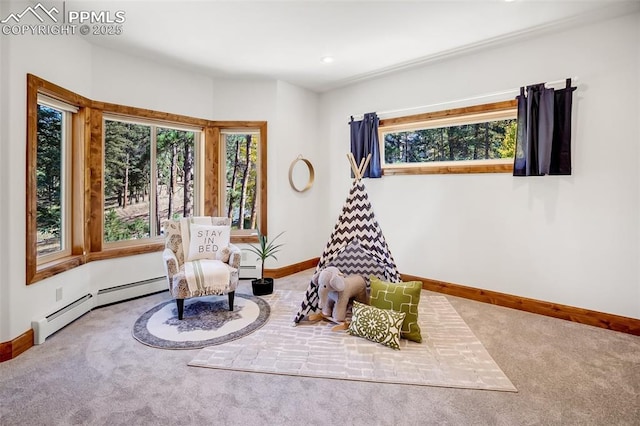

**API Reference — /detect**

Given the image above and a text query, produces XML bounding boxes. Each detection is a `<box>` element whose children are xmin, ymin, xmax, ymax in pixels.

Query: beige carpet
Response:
<box><xmin>189</xmin><ymin>289</ymin><xmax>517</xmax><ymax>392</ymax></box>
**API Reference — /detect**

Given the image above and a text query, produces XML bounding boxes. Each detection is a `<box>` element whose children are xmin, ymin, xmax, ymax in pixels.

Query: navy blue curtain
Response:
<box><xmin>350</xmin><ymin>112</ymin><xmax>382</xmax><ymax>178</ymax></box>
<box><xmin>514</xmin><ymin>79</ymin><xmax>576</xmax><ymax>176</ymax></box>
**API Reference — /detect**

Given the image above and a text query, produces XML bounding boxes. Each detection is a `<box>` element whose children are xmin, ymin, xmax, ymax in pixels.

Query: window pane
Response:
<box><xmin>103</xmin><ymin>120</ymin><xmax>151</xmax><ymax>242</ymax></box>
<box><xmin>156</xmin><ymin>127</ymin><xmax>195</xmax><ymax>229</ymax></box>
<box><xmin>36</xmin><ymin>105</ymin><xmax>63</xmax><ymax>256</ymax></box>
<box><xmin>384</xmin><ymin>119</ymin><xmax>516</xmax><ymax>164</ymax></box>
<box><xmin>224</xmin><ymin>133</ymin><xmax>258</xmax><ymax>230</ymax></box>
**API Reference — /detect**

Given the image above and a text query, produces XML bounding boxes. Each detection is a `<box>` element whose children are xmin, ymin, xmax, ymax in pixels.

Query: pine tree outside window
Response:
<box><xmin>103</xmin><ymin>117</ymin><xmax>200</xmax><ymax>245</ymax></box>
<box><xmin>222</xmin><ymin>131</ymin><xmax>260</xmax><ymax>233</ymax></box>
<box><xmin>379</xmin><ymin>101</ymin><xmax>517</xmax><ymax>175</ymax></box>
<box><xmin>36</xmin><ymin>96</ymin><xmax>75</xmax><ymax>263</ymax></box>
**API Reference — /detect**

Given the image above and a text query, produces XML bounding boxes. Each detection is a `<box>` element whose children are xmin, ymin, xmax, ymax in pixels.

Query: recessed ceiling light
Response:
<box><xmin>321</xmin><ymin>56</ymin><xmax>334</xmax><ymax>64</ymax></box>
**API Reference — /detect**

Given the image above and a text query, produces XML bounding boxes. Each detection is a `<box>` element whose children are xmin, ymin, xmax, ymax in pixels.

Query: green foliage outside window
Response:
<box><xmin>103</xmin><ymin>209</ymin><xmax>149</xmax><ymax>242</ymax></box>
<box><xmin>36</xmin><ymin>105</ymin><xmax>63</xmax><ymax>256</ymax></box>
<box><xmin>225</xmin><ymin>133</ymin><xmax>258</xmax><ymax>230</ymax></box>
<box><xmin>155</xmin><ymin>128</ymin><xmax>195</xmax><ymax>230</ymax></box>
<box><xmin>103</xmin><ymin>119</ymin><xmax>197</xmax><ymax>243</ymax></box>
<box><xmin>103</xmin><ymin>121</ymin><xmax>260</xmax><ymax>241</ymax></box>
<box><xmin>384</xmin><ymin>120</ymin><xmax>516</xmax><ymax>164</ymax></box>
<box><xmin>104</xmin><ymin>120</ymin><xmax>151</xmax><ymax>242</ymax></box>
<box><xmin>498</xmin><ymin>121</ymin><xmax>517</xmax><ymax>158</ymax></box>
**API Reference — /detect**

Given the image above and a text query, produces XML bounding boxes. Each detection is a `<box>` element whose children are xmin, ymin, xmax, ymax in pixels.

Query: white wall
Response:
<box><xmin>1</xmin><ymin>30</ymin><xmax>93</xmax><ymax>341</ymax></box>
<box><xmin>638</xmin><ymin>24</ymin><xmax>640</xmax><ymax>317</ymax></box>
<box><xmin>210</xmin><ymin>76</ymin><xmax>278</xmax><ymax>266</ymax></box>
<box><xmin>0</xmin><ymin>40</ymin><xmax>324</xmax><ymax>342</ymax></box>
<box><xmin>320</xmin><ymin>13</ymin><xmax>640</xmax><ymax>319</ymax></box>
<box><xmin>210</xmin><ymin>78</ymin><xmax>324</xmax><ymax>268</ymax></box>
<box><xmin>211</xmin><ymin>77</ymin><xmax>277</xmax><ymax>121</ymax></box>
<box><xmin>272</xmin><ymin>81</ymin><xmax>324</xmax><ymax>266</ymax></box>
<box><xmin>91</xmin><ymin>45</ymin><xmax>215</xmax><ymax>119</ymax></box>
<box><xmin>0</xmin><ymin>0</ymin><xmax>11</xmax><ymax>341</ymax></box>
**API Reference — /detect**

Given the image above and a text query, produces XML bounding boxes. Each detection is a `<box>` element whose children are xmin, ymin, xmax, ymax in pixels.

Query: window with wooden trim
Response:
<box><xmin>26</xmin><ymin>74</ymin><xmax>268</xmax><ymax>284</ymax></box>
<box><xmin>222</xmin><ymin>130</ymin><xmax>260</xmax><ymax>233</ymax></box>
<box><xmin>379</xmin><ymin>100</ymin><xmax>517</xmax><ymax>175</ymax></box>
<box><xmin>35</xmin><ymin>96</ymin><xmax>75</xmax><ymax>262</ymax></box>
<box><xmin>103</xmin><ymin>116</ymin><xmax>202</xmax><ymax>245</ymax></box>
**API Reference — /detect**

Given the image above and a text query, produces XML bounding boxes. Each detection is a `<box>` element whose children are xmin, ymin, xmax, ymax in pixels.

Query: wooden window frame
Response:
<box><xmin>214</xmin><ymin>128</ymin><xmax>268</xmax><ymax>243</ymax></box>
<box><xmin>100</xmin><ymin>115</ymin><xmax>204</xmax><ymax>250</ymax></box>
<box><xmin>204</xmin><ymin>123</ymin><xmax>268</xmax><ymax>243</ymax></box>
<box><xmin>26</xmin><ymin>74</ymin><xmax>267</xmax><ymax>284</ymax></box>
<box><xmin>27</xmin><ymin>75</ymin><xmax>91</xmax><ymax>284</ymax></box>
<box><xmin>379</xmin><ymin>100</ymin><xmax>517</xmax><ymax>176</ymax></box>
<box><xmin>34</xmin><ymin>95</ymin><xmax>75</xmax><ymax>264</ymax></box>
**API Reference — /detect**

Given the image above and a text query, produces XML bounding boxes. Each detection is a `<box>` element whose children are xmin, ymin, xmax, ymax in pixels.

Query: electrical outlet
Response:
<box><xmin>55</xmin><ymin>287</ymin><xmax>63</xmax><ymax>302</ymax></box>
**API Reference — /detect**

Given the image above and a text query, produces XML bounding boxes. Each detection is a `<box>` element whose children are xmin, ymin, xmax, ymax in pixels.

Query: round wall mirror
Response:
<box><xmin>288</xmin><ymin>156</ymin><xmax>315</xmax><ymax>193</ymax></box>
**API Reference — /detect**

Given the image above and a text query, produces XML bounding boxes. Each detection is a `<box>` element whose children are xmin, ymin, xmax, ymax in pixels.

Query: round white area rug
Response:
<box><xmin>132</xmin><ymin>293</ymin><xmax>270</xmax><ymax>349</ymax></box>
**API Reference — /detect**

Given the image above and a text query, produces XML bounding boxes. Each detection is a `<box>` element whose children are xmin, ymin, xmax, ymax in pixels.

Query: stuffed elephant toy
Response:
<box><xmin>312</xmin><ymin>266</ymin><xmax>368</xmax><ymax>323</ymax></box>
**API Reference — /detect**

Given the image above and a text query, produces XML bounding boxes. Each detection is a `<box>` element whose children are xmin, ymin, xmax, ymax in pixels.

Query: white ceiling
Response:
<box><xmin>79</xmin><ymin>0</ymin><xmax>637</xmax><ymax>92</ymax></box>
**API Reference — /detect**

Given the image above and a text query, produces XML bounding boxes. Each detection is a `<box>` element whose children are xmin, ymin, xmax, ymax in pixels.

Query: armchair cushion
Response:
<box><xmin>180</xmin><ymin>216</ymin><xmax>231</xmax><ymax>260</ymax></box>
<box><xmin>186</xmin><ymin>223</ymin><xmax>231</xmax><ymax>261</ymax></box>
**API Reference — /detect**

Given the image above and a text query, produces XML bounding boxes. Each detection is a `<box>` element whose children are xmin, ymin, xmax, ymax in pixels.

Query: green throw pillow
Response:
<box><xmin>347</xmin><ymin>301</ymin><xmax>405</xmax><ymax>350</ymax></box>
<box><xmin>369</xmin><ymin>276</ymin><xmax>423</xmax><ymax>343</ymax></box>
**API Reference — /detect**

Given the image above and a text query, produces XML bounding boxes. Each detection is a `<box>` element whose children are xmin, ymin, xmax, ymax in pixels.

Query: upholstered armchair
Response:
<box><xmin>162</xmin><ymin>217</ymin><xmax>241</xmax><ymax>320</ymax></box>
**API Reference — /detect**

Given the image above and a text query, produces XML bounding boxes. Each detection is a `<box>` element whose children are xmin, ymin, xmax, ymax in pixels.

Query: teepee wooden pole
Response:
<box><xmin>347</xmin><ymin>153</ymin><xmax>372</xmax><ymax>180</ymax></box>
<box><xmin>360</xmin><ymin>154</ymin><xmax>371</xmax><ymax>177</ymax></box>
<box><xmin>347</xmin><ymin>153</ymin><xmax>361</xmax><ymax>179</ymax></box>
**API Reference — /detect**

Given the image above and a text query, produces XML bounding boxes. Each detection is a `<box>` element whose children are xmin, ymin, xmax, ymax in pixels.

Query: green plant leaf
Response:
<box><xmin>243</xmin><ymin>230</ymin><xmax>285</xmax><ymax>261</ymax></box>
<box><xmin>242</xmin><ymin>229</ymin><xmax>285</xmax><ymax>280</ymax></box>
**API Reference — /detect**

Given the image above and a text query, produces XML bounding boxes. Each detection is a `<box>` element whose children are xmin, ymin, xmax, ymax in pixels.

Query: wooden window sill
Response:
<box><xmin>383</xmin><ymin>163</ymin><xmax>513</xmax><ymax>176</ymax></box>
<box><xmin>31</xmin><ymin>255</ymin><xmax>86</xmax><ymax>284</ymax></box>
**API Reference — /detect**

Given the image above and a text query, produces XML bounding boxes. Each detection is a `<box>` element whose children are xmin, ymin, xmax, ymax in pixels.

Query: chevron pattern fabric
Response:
<box><xmin>326</xmin><ymin>240</ymin><xmax>387</xmax><ymax>285</ymax></box>
<box><xmin>294</xmin><ymin>180</ymin><xmax>400</xmax><ymax>323</ymax></box>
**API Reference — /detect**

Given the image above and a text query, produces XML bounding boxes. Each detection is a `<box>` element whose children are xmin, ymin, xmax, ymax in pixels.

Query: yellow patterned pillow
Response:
<box><xmin>347</xmin><ymin>301</ymin><xmax>405</xmax><ymax>350</ymax></box>
<box><xmin>370</xmin><ymin>276</ymin><xmax>423</xmax><ymax>343</ymax></box>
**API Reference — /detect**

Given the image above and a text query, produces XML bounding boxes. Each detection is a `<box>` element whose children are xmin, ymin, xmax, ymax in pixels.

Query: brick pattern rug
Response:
<box><xmin>189</xmin><ymin>289</ymin><xmax>517</xmax><ymax>392</ymax></box>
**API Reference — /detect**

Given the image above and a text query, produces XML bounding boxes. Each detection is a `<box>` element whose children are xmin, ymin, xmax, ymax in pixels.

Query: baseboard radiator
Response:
<box><xmin>95</xmin><ymin>277</ymin><xmax>166</xmax><ymax>307</ymax></box>
<box><xmin>32</xmin><ymin>293</ymin><xmax>96</xmax><ymax>345</ymax></box>
<box><xmin>239</xmin><ymin>253</ymin><xmax>260</xmax><ymax>279</ymax></box>
<box><xmin>31</xmin><ymin>277</ymin><xmax>166</xmax><ymax>345</ymax></box>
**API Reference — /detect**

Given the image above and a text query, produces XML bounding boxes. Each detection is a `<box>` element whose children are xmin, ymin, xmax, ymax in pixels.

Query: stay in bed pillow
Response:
<box><xmin>187</xmin><ymin>224</ymin><xmax>230</xmax><ymax>261</ymax></box>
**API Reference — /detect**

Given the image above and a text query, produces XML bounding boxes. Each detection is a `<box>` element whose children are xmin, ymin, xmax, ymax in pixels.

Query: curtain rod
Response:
<box><xmin>350</xmin><ymin>77</ymin><xmax>578</xmax><ymax>121</ymax></box>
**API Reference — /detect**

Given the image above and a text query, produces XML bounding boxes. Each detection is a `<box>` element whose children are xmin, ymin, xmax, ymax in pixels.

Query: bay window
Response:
<box><xmin>26</xmin><ymin>74</ymin><xmax>267</xmax><ymax>284</ymax></box>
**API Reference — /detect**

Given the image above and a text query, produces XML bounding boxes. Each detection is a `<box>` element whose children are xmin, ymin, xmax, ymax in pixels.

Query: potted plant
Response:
<box><xmin>245</xmin><ymin>229</ymin><xmax>285</xmax><ymax>296</ymax></box>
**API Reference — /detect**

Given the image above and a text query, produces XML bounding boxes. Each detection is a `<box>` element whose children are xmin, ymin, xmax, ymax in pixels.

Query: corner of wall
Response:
<box><xmin>0</xmin><ymin>7</ymin><xmax>10</xmax><ymax>342</ymax></box>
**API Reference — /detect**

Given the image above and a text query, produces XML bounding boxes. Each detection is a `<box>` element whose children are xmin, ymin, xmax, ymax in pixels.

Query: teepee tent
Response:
<box><xmin>293</xmin><ymin>154</ymin><xmax>401</xmax><ymax>323</ymax></box>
